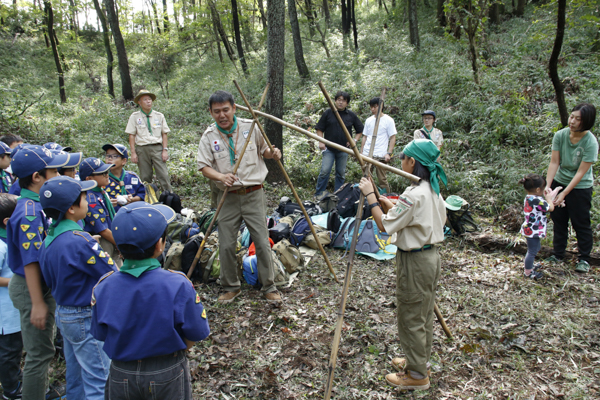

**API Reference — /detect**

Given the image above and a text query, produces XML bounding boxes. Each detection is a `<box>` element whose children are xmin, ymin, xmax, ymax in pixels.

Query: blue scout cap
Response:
<box><xmin>113</xmin><ymin>202</ymin><xmax>176</xmax><ymax>254</ymax></box>
<box><xmin>102</xmin><ymin>143</ymin><xmax>129</xmax><ymax>159</ymax></box>
<box><xmin>0</xmin><ymin>142</ymin><xmax>12</xmax><ymax>155</ymax></box>
<box><xmin>79</xmin><ymin>157</ymin><xmax>112</xmax><ymax>180</ymax></box>
<box><xmin>44</xmin><ymin>142</ymin><xmax>72</xmax><ymax>152</ymax></box>
<box><xmin>11</xmin><ymin>145</ymin><xmax>69</xmax><ymax>179</ymax></box>
<box><xmin>60</xmin><ymin>152</ymin><xmax>83</xmax><ymax>169</ymax></box>
<box><xmin>40</xmin><ymin>176</ymin><xmax>96</xmax><ymax>214</ymax></box>
<box><xmin>421</xmin><ymin>110</ymin><xmax>436</xmax><ymax>119</ymax></box>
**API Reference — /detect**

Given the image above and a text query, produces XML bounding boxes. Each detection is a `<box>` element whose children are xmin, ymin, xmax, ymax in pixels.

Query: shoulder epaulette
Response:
<box><xmin>91</xmin><ymin>270</ymin><xmax>115</xmax><ymax>306</ymax></box>
<box><xmin>73</xmin><ymin>231</ymin><xmax>91</xmax><ymax>242</ymax></box>
<box><xmin>167</xmin><ymin>269</ymin><xmax>194</xmax><ymax>285</ymax></box>
<box><xmin>24</xmin><ymin>200</ymin><xmax>37</xmax><ymax>217</ymax></box>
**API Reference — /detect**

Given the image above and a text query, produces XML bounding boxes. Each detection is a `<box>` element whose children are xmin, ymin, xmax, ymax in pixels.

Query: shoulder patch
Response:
<box><xmin>394</xmin><ymin>195</ymin><xmax>414</xmax><ymax>214</ymax></box>
<box><xmin>25</xmin><ymin>200</ymin><xmax>36</xmax><ymax>217</ymax></box>
<box><xmin>87</xmin><ymin>256</ymin><xmax>96</xmax><ymax>265</ymax></box>
<box><xmin>20</xmin><ymin>224</ymin><xmax>30</xmax><ymax>232</ymax></box>
<box><xmin>201</xmin><ymin>309</ymin><xmax>207</xmax><ymax>319</ymax></box>
<box><xmin>91</xmin><ymin>270</ymin><xmax>116</xmax><ymax>306</ymax></box>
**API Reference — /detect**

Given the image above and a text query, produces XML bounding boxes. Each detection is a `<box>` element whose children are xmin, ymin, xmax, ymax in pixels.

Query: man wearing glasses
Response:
<box><xmin>102</xmin><ymin>144</ymin><xmax>146</xmax><ymax>212</ymax></box>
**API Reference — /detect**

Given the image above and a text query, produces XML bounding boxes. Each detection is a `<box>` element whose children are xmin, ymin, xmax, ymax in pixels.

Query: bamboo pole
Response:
<box><xmin>233</xmin><ymin>80</ymin><xmax>340</xmax><ymax>283</ymax></box>
<box><xmin>187</xmin><ymin>84</ymin><xmax>270</xmax><ymax>279</ymax></box>
<box><xmin>234</xmin><ymin>105</ymin><xmax>420</xmax><ymax>183</ymax></box>
<box><xmin>434</xmin><ymin>303</ymin><xmax>453</xmax><ymax>340</ymax></box>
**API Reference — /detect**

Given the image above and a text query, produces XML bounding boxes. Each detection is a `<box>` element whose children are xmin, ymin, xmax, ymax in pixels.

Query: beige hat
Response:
<box><xmin>134</xmin><ymin>89</ymin><xmax>156</xmax><ymax>104</ymax></box>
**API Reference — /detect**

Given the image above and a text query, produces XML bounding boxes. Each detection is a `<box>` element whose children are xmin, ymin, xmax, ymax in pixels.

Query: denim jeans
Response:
<box><xmin>315</xmin><ymin>149</ymin><xmax>348</xmax><ymax>196</ymax></box>
<box><xmin>105</xmin><ymin>350</ymin><xmax>192</xmax><ymax>400</ymax></box>
<box><xmin>0</xmin><ymin>331</ymin><xmax>23</xmax><ymax>393</ymax></box>
<box><xmin>524</xmin><ymin>237</ymin><xmax>541</xmax><ymax>270</ymax></box>
<box><xmin>56</xmin><ymin>305</ymin><xmax>110</xmax><ymax>400</ymax></box>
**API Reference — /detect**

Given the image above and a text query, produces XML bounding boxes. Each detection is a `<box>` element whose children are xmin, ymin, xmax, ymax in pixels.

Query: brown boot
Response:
<box><xmin>217</xmin><ymin>290</ymin><xmax>241</xmax><ymax>303</ymax></box>
<box><xmin>385</xmin><ymin>371</ymin><xmax>430</xmax><ymax>390</ymax></box>
<box><xmin>264</xmin><ymin>291</ymin><xmax>282</xmax><ymax>302</ymax></box>
<box><xmin>391</xmin><ymin>358</ymin><xmax>431</xmax><ymax>376</ymax></box>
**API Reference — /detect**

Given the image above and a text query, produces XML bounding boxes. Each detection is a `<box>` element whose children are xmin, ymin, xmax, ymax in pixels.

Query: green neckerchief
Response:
<box><xmin>0</xmin><ymin>227</ymin><xmax>6</xmax><ymax>239</ymax></box>
<box><xmin>422</xmin><ymin>126</ymin><xmax>434</xmax><ymax>134</ymax></box>
<box><xmin>403</xmin><ymin>139</ymin><xmax>447</xmax><ymax>195</ymax></box>
<box><xmin>45</xmin><ymin>219</ymin><xmax>82</xmax><ymax>247</ymax></box>
<box><xmin>120</xmin><ymin>258</ymin><xmax>161</xmax><ymax>278</ymax></box>
<box><xmin>0</xmin><ymin>170</ymin><xmax>9</xmax><ymax>193</ymax></box>
<box><xmin>91</xmin><ymin>187</ymin><xmax>116</xmax><ymax>220</ymax></box>
<box><xmin>108</xmin><ymin>169</ymin><xmax>127</xmax><ymax>196</ymax></box>
<box><xmin>18</xmin><ymin>188</ymin><xmax>40</xmax><ymax>202</ymax></box>
<box><xmin>140</xmin><ymin>108</ymin><xmax>153</xmax><ymax>135</ymax></box>
<box><xmin>215</xmin><ymin>116</ymin><xmax>238</xmax><ymax>166</ymax></box>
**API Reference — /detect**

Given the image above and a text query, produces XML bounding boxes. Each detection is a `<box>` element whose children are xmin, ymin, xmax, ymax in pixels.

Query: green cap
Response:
<box><xmin>445</xmin><ymin>195</ymin><xmax>467</xmax><ymax>211</ymax></box>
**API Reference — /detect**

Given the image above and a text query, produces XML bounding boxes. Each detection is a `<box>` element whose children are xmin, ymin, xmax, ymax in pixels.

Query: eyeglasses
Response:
<box><xmin>94</xmin><ymin>171</ymin><xmax>110</xmax><ymax>177</ymax></box>
<box><xmin>105</xmin><ymin>154</ymin><xmax>122</xmax><ymax>160</ymax></box>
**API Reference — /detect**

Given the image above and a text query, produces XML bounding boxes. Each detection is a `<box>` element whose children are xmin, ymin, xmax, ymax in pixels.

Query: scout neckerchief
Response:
<box><xmin>45</xmin><ymin>219</ymin><xmax>82</xmax><ymax>247</ymax></box>
<box><xmin>420</xmin><ymin>126</ymin><xmax>433</xmax><ymax>140</ymax></box>
<box><xmin>140</xmin><ymin>108</ymin><xmax>153</xmax><ymax>135</ymax></box>
<box><xmin>216</xmin><ymin>116</ymin><xmax>239</xmax><ymax>166</ymax></box>
<box><xmin>18</xmin><ymin>188</ymin><xmax>40</xmax><ymax>202</ymax></box>
<box><xmin>91</xmin><ymin>186</ymin><xmax>116</xmax><ymax>220</ymax></box>
<box><xmin>0</xmin><ymin>170</ymin><xmax>9</xmax><ymax>192</ymax></box>
<box><xmin>0</xmin><ymin>227</ymin><xmax>6</xmax><ymax>239</ymax></box>
<box><xmin>108</xmin><ymin>169</ymin><xmax>127</xmax><ymax>196</ymax></box>
<box><xmin>402</xmin><ymin>139</ymin><xmax>447</xmax><ymax>195</ymax></box>
<box><xmin>120</xmin><ymin>258</ymin><xmax>160</xmax><ymax>278</ymax></box>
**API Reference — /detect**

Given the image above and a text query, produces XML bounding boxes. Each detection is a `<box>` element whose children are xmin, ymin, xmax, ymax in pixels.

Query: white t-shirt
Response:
<box><xmin>361</xmin><ymin>114</ymin><xmax>397</xmax><ymax>157</ymax></box>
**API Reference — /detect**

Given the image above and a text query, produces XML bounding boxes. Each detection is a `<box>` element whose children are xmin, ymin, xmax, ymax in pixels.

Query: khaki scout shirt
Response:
<box><xmin>196</xmin><ymin>118</ymin><xmax>269</xmax><ymax>191</ymax></box>
<box><xmin>382</xmin><ymin>181</ymin><xmax>447</xmax><ymax>251</ymax></box>
<box><xmin>125</xmin><ymin>110</ymin><xmax>170</xmax><ymax>146</ymax></box>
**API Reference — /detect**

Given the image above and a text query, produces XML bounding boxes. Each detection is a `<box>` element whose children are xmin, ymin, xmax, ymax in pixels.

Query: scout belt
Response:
<box><xmin>230</xmin><ymin>184</ymin><xmax>263</xmax><ymax>195</ymax></box>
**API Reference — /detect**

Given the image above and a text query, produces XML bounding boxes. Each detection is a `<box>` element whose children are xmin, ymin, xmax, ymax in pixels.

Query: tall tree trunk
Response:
<box><xmin>515</xmin><ymin>0</ymin><xmax>526</xmax><ymax>16</ymax></box>
<box><xmin>548</xmin><ymin>0</ymin><xmax>568</xmax><ymax>126</ymax></box>
<box><xmin>104</xmin><ymin>0</ymin><xmax>134</xmax><ymax>100</ymax></box>
<box><xmin>209</xmin><ymin>0</ymin><xmax>235</xmax><ymax>62</ymax></box>
<box><xmin>467</xmin><ymin>19</ymin><xmax>479</xmax><ymax>84</ymax></box>
<box><xmin>265</xmin><ymin>0</ymin><xmax>285</xmax><ymax>182</ymax></box>
<box><xmin>323</xmin><ymin>0</ymin><xmax>331</xmax><ymax>25</ymax></box>
<box><xmin>92</xmin><ymin>0</ymin><xmax>114</xmax><ymax>98</ymax></box>
<box><xmin>150</xmin><ymin>0</ymin><xmax>162</xmax><ymax>34</ymax></box>
<box><xmin>288</xmin><ymin>0</ymin><xmax>310</xmax><ymax>79</ymax></box>
<box><xmin>341</xmin><ymin>0</ymin><xmax>348</xmax><ymax>35</ymax></box>
<box><xmin>408</xmin><ymin>0</ymin><xmax>419</xmax><ymax>50</ymax></box>
<box><xmin>44</xmin><ymin>1</ymin><xmax>67</xmax><ymax>103</ymax></box>
<box><xmin>213</xmin><ymin>21</ymin><xmax>224</xmax><ymax>62</ymax></box>
<box><xmin>437</xmin><ymin>0</ymin><xmax>446</xmax><ymax>26</ymax></box>
<box><xmin>257</xmin><ymin>0</ymin><xmax>267</xmax><ymax>29</ymax></box>
<box><xmin>304</xmin><ymin>0</ymin><xmax>316</xmax><ymax>37</ymax></box>
<box><xmin>489</xmin><ymin>2</ymin><xmax>500</xmax><ymax>24</ymax></box>
<box><xmin>162</xmin><ymin>0</ymin><xmax>170</xmax><ymax>32</ymax></box>
<box><xmin>351</xmin><ymin>0</ymin><xmax>358</xmax><ymax>50</ymax></box>
<box><xmin>231</xmin><ymin>0</ymin><xmax>248</xmax><ymax>74</ymax></box>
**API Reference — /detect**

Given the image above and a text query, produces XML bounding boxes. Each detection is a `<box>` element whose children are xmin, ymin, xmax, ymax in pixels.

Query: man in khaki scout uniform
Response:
<box><xmin>196</xmin><ymin>90</ymin><xmax>282</xmax><ymax>303</ymax></box>
<box><xmin>125</xmin><ymin>90</ymin><xmax>173</xmax><ymax>192</ymax></box>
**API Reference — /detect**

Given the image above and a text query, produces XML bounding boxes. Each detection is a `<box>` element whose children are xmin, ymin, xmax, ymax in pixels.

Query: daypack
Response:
<box><xmin>327</xmin><ymin>209</ymin><xmax>342</xmax><ymax>233</ymax></box>
<box><xmin>269</xmin><ymin>223</ymin><xmax>291</xmax><ymax>243</ymax></box>
<box><xmin>197</xmin><ymin>208</ymin><xmax>217</xmax><ymax>235</ymax></box>
<box><xmin>242</xmin><ymin>255</ymin><xmax>262</xmax><ymax>289</ymax></box>
<box><xmin>335</xmin><ymin>183</ymin><xmax>362</xmax><ymax>218</ymax></box>
<box><xmin>279</xmin><ymin>214</ymin><xmax>301</xmax><ymax>227</ymax></box>
<box><xmin>165</xmin><ymin>214</ymin><xmax>195</xmax><ymax>243</ymax></box>
<box><xmin>447</xmin><ymin>202</ymin><xmax>478</xmax><ymax>235</ymax></box>
<box><xmin>159</xmin><ymin>191</ymin><xmax>182</xmax><ymax>214</ymax></box>
<box><xmin>301</xmin><ymin>201</ymin><xmax>322</xmax><ymax>216</ymax></box>
<box><xmin>144</xmin><ymin>181</ymin><xmax>160</xmax><ymax>204</ymax></box>
<box><xmin>271</xmin><ymin>251</ymin><xmax>291</xmax><ymax>287</ymax></box>
<box><xmin>332</xmin><ymin>218</ymin><xmax>382</xmax><ymax>253</ymax></box>
<box><xmin>332</xmin><ymin>218</ymin><xmax>357</xmax><ymax>249</ymax></box>
<box><xmin>273</xmin><ymin>239</ymin><xmax>305</xmax><ymax>273</ymax></box>
<box><xmin>316</xmin><ymin>191</ymin><xmax>338</xmax><ymax>213</ymax></box>
<box><xmin>181</xmin><ymin>232</ymin><xmax>220</xmax><ymax>283</ymax></box>
<box><xmin>290</xmin><ymin>217</ymin><xmax>311</xmax><ymax>246</ymax></box>
<box><xmin>304</xmin><ymin>226</ymin><xmax>332</xmax><ymax>250</ymax></box>
<box><xmin>277</xmin><ymin>197</ymin><xmax>302</xmax><ymax>216</ymax></box>
<box><xmin>163</xmin><ymin>241</ymin><xmax>185</xmax><ymax>271</ymax></box>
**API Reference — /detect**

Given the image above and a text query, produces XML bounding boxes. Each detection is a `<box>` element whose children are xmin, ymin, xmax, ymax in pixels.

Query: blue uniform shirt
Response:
<box><xmin>0</xmin><ymin>170</ymin><xmax>13</xmax><ymax>193</ymax></box>
<box><xmin>105</xmin><ymin>170</ymin><xmax>146</xmax><ymax>212</ymax></box>
<box><xmin>84</xmin><ymin>191</ymin><xmax>112</xmax><ymax>234</ymax></box>
<box><xmin>7</xmin><ymin>190</ymin><xmax>48</xmax><ymax>278</ymax></box>
<box><xmin>91</xmin><ymin>268</ymin><xmax>210</xmax><ymax>361</ymax></box>
<box><xmin>39</xmin><ymin>220</ymin><xmax>117</xmax><ymax>307</ymax></box>
<box><xmin>8</xmin><ymin>179</ymin><xmax>20</xmax><ymax>196</ymax></box>
<box><xmin>0</xmin><ymin>238</ymin><xmax>20</xmax><ymax>335</ymax></box>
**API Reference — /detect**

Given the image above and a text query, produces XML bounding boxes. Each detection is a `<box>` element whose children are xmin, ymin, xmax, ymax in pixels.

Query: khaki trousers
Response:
<box><xmin>395</xmin><ymin>247</ymin><xmax>441</xmax><ymax>377</ymax></box>
<box><xmin>136</xmin><ymin>143</ymin><xmax>172</xmax><ymax>192</ymax></box>
<box><xmin>374</xmin><ymin>164</ymin><xmax>390</xmax><ymax>193</ymax></box>
<box><xmin>210</xmin><ymin>180</ymin><xmax>219</xmax><ymax>209</ymax></box>
<box><xmin>217</xmin><ymin>188</ymin><xmax>276</xmax><ymax>293</ymax></box>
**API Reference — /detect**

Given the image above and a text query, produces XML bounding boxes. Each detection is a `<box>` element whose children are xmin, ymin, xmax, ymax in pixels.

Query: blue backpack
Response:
<box><xmin>290</xmin><ymin>217</ymin><xmax>311</xmax><ymax>246</ymax></box>
<box><xmin>242</xmin><ymin>255</ymin><xmax>262</xmax><ymax>289</ymax></box>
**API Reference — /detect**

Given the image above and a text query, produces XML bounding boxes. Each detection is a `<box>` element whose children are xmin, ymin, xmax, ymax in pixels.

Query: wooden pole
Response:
<box><xmin>187</xmin><ymin>84</ymin><xmax>270</xmax><ymax>279</ymax></box>
<box><xmin>233</xmin><ymin>80</ymin><xmax>340</xmax><ymax>283</ymax></box>
<box><xmin>234</xmin><ymin>105</ymin><xmax>420</xmax><ymax>183</ymax></box>
<box><xmin>434</xmin><ymin>303</ymin><xmax>453</xmax><ymax>339</ymax></box>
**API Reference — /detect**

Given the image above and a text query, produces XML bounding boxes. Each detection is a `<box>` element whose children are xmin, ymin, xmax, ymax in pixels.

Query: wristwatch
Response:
<box><xmin>162</xmin><ymin>147</ymin><xmax>169</xmax><ymax>151</ymax></box>
<box><xmin>368</xmin><ymin>202</ymin><xmax>380</xmax><ymax>211</ymax></box>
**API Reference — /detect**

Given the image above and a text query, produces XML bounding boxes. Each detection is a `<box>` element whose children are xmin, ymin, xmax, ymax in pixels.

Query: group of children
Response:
<box><xmin>0</xmin><ymin>135</ymin><xmax>210</xmax><ymax>400</ymax></box>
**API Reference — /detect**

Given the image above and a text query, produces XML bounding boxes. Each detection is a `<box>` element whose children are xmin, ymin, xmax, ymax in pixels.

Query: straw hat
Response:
<box><xmin>134</xmin><ymin>89</ymin><xmax>156</xmax><ymax>104</ymax></box>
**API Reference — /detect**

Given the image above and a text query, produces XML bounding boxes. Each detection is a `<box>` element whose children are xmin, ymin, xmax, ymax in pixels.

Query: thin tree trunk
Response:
<box><xmin>515</xmin><ymin>0</ymin><xmax>526</xmax><ymax>16</ymax></box>
<box><xmin>104</xmin><ymin>0</ymin><xmax>134</xmax><ymax>100</ymax></box>
<box><xmin>351</xmin><ymin>0</ymin><xmax>358</xmax><ymax>50</ymax></box>
<box><xmin>437</xmin><ymin>0</ymin><xmax>446</xmax><ymax>26</ymax></box>
<box><xmin>467</xmin><ymin>19</ymin><xmax>479</xmax><ymax>84</ymax></box>
<box><xmin>231</xmin><ymin>0</ymin><xmax>248</xmax><ymax>74</ymax></box>
<box><xmin>92</xmin><ymin>0</ymin><xmax>114</xmax><ymax>98</ymax></box>
<box><xmin>341</xmin><ymin>0</ymin><xmax>348</xmax><ymax>35</ymax></box>
<box><xmin>162</xmin><ymin>0</ymin><xmax>170</xmax><ymax>31</ymax></box>
<box><xmin>408</xmin><ymin>0</ymin><xmax>419</xmax><ymax>50</ymax></box>
<box><xmin>265</xmin><ymin>0</ymin><xmax>285</xmax><ymax>182</ymax></box>
<box><xmin>548</xmin><ymin>0</ymin><xmax>568</xmax><ymax>126</ymax></box>
<box><xmin>323</xmin><ymin>0</ymin><xmax>330</xmax><ymax>25</ymax></box>
<box><xmin>209</xmin><ymin>0</ymin><xmax>235</xmax><ymax>61</ymax></box>
<box><xmin>257</xmin><ymin>0</ymin><xmax>267</xmax><ymax>29</ymax></box>
<box><xmin>489</xmin><ymin>2</ymin><xmax>500</xmax><ymax>24</ymax></box>
<box><xmin>304</xmin><ymin>0</ymin><xmax>316</xmax><ymax>37</ymax></box>
<box><xmin>150</xmin><ymin>0</ymin><xmax>162</xmax><ymax>34</ymax></box>
<box><xmin>213</xmin><ymin>21</ymin><xmax>224</xmax><ymax>62</ymax></box>
<box><xmin>288</xmin><ymin>0</ymin><xmax>310</xmax><ymax>79</ymax></box>
<box><xmin>44</xmin><ymin>1</ymin><xmax>67</xmax><ymax>103</ymax></box>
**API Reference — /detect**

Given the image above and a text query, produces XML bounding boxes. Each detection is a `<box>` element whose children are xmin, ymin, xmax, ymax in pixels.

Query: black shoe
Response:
<box><xmin>533</xmin><ymin>263</ymin><xmax>542</xmax><ymax>272</ymax></box>
<box><xmin>2</xmin><ymin>382</ymin><xmax>22</xmax><ymax>400</ymax></box>
<box><xmin>45</xmin><ymin>384</ymin><xmax>66</xmax><ymax>400</ymax></box>
<box><xmin>524</xmin><ymin>270</ymin><xmax>544</xmax><ymax>280</ymax></box>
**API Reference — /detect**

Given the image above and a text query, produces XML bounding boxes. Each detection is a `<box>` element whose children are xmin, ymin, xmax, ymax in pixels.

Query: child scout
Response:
<box><xmin>39</xmin><ymin>176</ymin><xmax>117</xmax><ymax>400</ymax></box>
<box><xmin>102</xmin><ymin>143</ymin><xmax>146</xmax><ymax>212</ymax></box>
<box><xmin>79</xmin><ymin>157</ymin><xmax>122</xmax><ymax>267</ymax></box>
<box><xmin>6</xmin><ymin>145</ymin><xmax>68</xmax><ymax>399</ymax></box>
<box><xmin>91</xmin><ymin>202</ymin><xmax>210</xmax><ymax>399</ymax></box>
<box><xmin>0</xmin><ymin>142</ymin><xmax>13</xmax><ymax>193</ymax></box>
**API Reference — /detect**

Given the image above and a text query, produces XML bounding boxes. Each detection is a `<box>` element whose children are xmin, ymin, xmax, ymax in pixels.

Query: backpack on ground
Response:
<box><xmin>242</xmin><ymin>255</ymin><xmax>262</xmax><ymax>289</ymax></box>
<box><xmin>269</xmin><ymin>223</ymin><xmax>291</xmax><ymax>244</ymax></box>
<box><xmin>163</xmin><ymin>241</ymin><xmax>185</xmax><ymax>271</ymax></box>
<box><xmin>159</xmin><ymin>191</ymin><xmax>182</xmax><ymax>214</ymax></box>
<box><xmin>301</xmin><ymin>201</ymin><xmax>322</xmax><ymax>216</ymax></box>
<box><xmin>327</xmin><ymin>209</ymin><xmax>341</xmax><ymax>233</ymax></box>
<box><xmin>277</xmin><ymin>197</ymin><xmax>302</xmax><ymax>216</ymax></box>
<box><xmin>316</xmin><ymin>191</ymin><xmax>338</xmax><ymax>213</ymax></box>
<box><xmin>181</xmin><ymin>232</ymin><xmax>220</xmax><ymax>283</ymax></box>
<box><xmin>335</xmin><ymin>183</ymin><xmax>362</xmax><ymax>218</ymax></box>
<box><xmin>197</xmin><ymin>208</ymin><xmax>217</xmax><ymax>235</ymax></box>
<box><xmin>447</xmin><ymin>199</ymin><xmax>478</xmax><ymax>235</ymax></box>
<box><xmin>290</xmin><ymin>217</ymin><xmax>311</xmax><ymax>246</ymax></box>
<box><xmin>304</xmin><ymin>225</ymin><xmax>332</xmax><ymax>250</ymax></box>
<box><xmin>354</xmin><ymin>220</ymin><xmax>381</xmax><ymax>253</ymax></box>
<box><xmin>165</xmin><ymin>214</ymin><xmax>195</xmax><ymax>243</ymax></box>
<box><xmin>273</xmin><ymin>239</ymin><xmax>305</xmax><ymax>274</ymax></box>
<box><xmin>271</xmin><ymin>251</ymin><xmax>291</xmax><ymax>287</ymax></box>
<box><xmin>332</xmin><ymin>218</ymin><xmax>356</xmax><ymax>249</ymax></box>
<box><xmin>144</xmin><ymin>181</ymin><xmax>160</xmax><ymax>204</ymax></box>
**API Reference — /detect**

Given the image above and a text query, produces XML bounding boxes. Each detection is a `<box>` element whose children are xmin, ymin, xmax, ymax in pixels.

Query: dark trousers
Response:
<box><xmin>551</xmin><ymin>181</ymin><xmax>593</xmax><ymax>262</ymax></box>
<box><xmin>0</xmin><ymin>331</ymin><xmax>23</xmax><ymax>393</ymax></box>
<box><xmin>105</xmin><ymin>350</ymin><xmax>191</xmax><ymax>400</ymax></box>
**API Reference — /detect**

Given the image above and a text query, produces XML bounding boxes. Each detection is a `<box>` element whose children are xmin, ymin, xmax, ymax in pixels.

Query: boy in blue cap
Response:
<box><xmin>91</xmin><ymin>201</ymin><xmax>210</xmax><ymax>399</ymax></box>
<box><xmin>79</xmin><ymin>157</ymin><xmax>122</xmax><ymax>267</ymax></box>
<box><xmin>0</xmin><ymin>142</ymin><xmax>13</xmax><ymax>194</ymax></box>
<box><xmin>39</xmin><ymin>176</ymin><xmax>117</xmax><ymax>400</ymax></box>
<box><xmin>102</xmin><ymin>143</ymin><xmax>146</xmax><ymax>212</ymax></box>
<box><xmin>6</xmin><ymin>145</ymin><xmax>69</xmax><ymax>399</ymax></box>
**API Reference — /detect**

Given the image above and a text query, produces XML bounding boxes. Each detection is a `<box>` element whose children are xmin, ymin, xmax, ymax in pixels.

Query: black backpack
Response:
<box><xmin>327</xmin><ymin>208</ymin><xmax>341</xmax><ymax>234</ymax></box>
<box><xmin>277</xmin><ymin>198</ymin><xmax>303</xmax><ymax>216</ymax></box>
<box><xmin>159</xmin><ymin>191</ymin><xmax>182</xmax><ymax>214</ymax></box>
<box><xmin>335</xmin><ymin>183</ymin><xmax>361</xmax><ymax>218</ymax></box>
<box><xmin>447</xmin><ymin>206</ymin><xmax>478</xmax><ymax>235</ymax></box>
<box><xmin>269</xmin><ymin>223</ymin><xmax>291</xmax><ymax>243</ymax></box>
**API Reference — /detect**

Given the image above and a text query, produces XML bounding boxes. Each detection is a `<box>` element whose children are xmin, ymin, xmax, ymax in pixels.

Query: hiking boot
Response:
<box><xmin>2</xmin><ymin>382</ymin><xmax>22</xmax><ymax>400</ymax></box>
<box><xmin>264</xmin><ymin>291</ymin><xmax>282</xmax><ymax>302</ymax></box>
<box><xmin>385</xmin><ymin>371</ymin><xmax>430</xmax><ymax>390</ymax></box>
<box><xmin>390</xmin><ymin>358</ymin><xmax>431</xmax><ymax>377</ymax></box>
<box><xmin>524</xmin><ymin>270</ymin><xmax>544</xmax><ymax>280</ymax></box>
<box><xmin>575</xmin><ymin>260</ymin><xmax>591</xmax><ymax>273</ymax></box>
<box><xmin>217</xmin><ymin>290</ymin><xmax>242</xmax><ymax>303</ymax></box>
<box><xmin>545</xmin><ymin>255</ymin><xmax>564</xmax><ymax>264</ymax></box>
